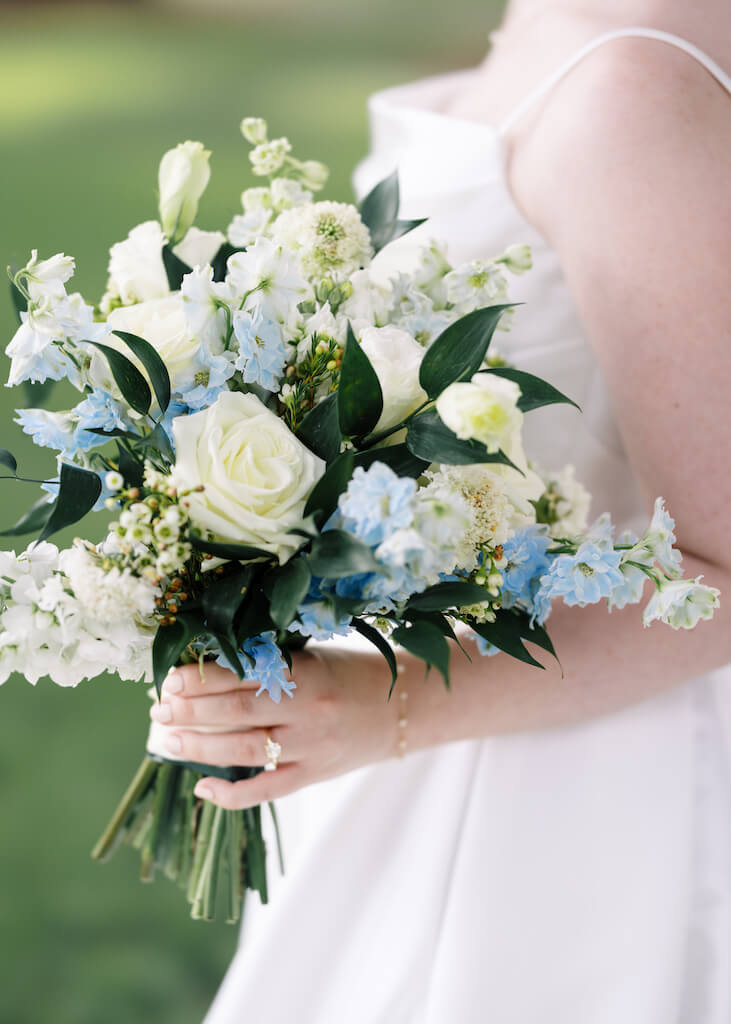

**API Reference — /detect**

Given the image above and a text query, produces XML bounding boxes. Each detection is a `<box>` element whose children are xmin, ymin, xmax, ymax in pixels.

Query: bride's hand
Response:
<box><xmin>150</xmin><ymin>647</ymin><xmax>401</xmax><ymax>809</ymax></box>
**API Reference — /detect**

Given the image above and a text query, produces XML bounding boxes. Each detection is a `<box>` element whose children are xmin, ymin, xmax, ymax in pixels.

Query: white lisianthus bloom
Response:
<box><xmin>173</xmin><ymin>226</ymin><xmax>225</xmax><ymax>270</ymax></box>
<box><xmin>359</xmin><ymin>325</ymin><xmax>428</xmax><ymax>433</ymax></box>
<box><xmin>642</xmin><ymin>577</ymin><xmax>720</xmax><ymax>629</ymax></box>
<box><xmin>158</xmin><ymin>140</ymin><xmax>212</xmax><ymax>245</ymax></box>
<box><xmin>436</xmin><ymin>374</ymin><xmax>522</xmax><ymax>453</ymax></box>
<box><xmin>272</xmin><ymin>201</ymin><xmax>373</xmax><ymax>281</ymax></box>
<box><xmin>106</xmin><ymin>293</ymin><xmax>200</xmax><ymax>391</ymax></box>
<box><xmin>226</xmin><ymin>237</ymin><xmax>309</xmax><ymax>327</ymax></box>
<box><xmin>102</xmin><ymin>220</ymin><xmax>169</xmax><ymax>311</ymax></box>
<box><xmin>170</xmin><ymin>391</ymin><xmax>325</xmax><ymax>562</ymax></box>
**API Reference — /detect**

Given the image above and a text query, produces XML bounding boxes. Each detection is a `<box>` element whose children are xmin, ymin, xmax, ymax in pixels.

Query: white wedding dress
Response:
<box><xmin>205</xmin><ymin>29</ymin><xmax>731</xmax><ymax>1023</ymax></box>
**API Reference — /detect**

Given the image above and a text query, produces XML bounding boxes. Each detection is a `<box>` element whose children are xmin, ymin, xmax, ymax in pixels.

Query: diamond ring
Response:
<box><xmin>264</xmin><ymin>734</ymin><xmax>282</xmax><ymax>772</ymax></box>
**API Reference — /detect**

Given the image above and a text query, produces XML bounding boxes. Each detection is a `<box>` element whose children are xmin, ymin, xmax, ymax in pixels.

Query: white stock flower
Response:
<box><xmin>173</xmin><ymin>226</ymin><xmax>225</xmax><ymax>270</ymax></box>
<box><xmin>436</xmin><ymin>373</ymin><xmax>522</xmax><ymax>453</ymax></box>
<box><xmin>358</xmin><ymin>325</ymin><xmax>427</xmax><ymax>433</ymax></box>
<box><xmin>339</xmin><ymin>269</ymin><xmax>392</xmax><ymax>326</ymax></box>
<box><xmin>59</xmin><ymin>543</ymin><xmax>158</xmax><ymax>625</ymax></box>
<box><xmin>250</xmin><ymin>137</ymin><xmax>292</xmax><ymax>176</ymax></box>
<box><xmin>642</xmin><ymin>577</ymin><xmax>720</xmax><ymax>630</ymax></box>
<box><xmin>106</xmin><ymin>293</ymin><xmax>200</xmax><ymax>390</ymax></box>
<box><xmin>227</xmin><ymin>208</ymin><xmax>272</xmax><ymax>248</ymax></box>
<box><xmin>298</xmin><ymin>160</ymin><xmax>329</xmax><ymax>191</ymax></box>
<box><xmin>272</xmin><ymin>201</ymin><xmax>372</xmax><ymax>281</ymax></box>
<box><xmin>270</xmin><ymin>177</ymin><xmax>312</xmax><ymax>210</ymax></box>
<box><xmin>445</xmin><ymin>259</ymin><xmax>509</xmax><ymax>313</ymax></box>
<box><xmin>158</xmin><ymin>141</ymin><xmax>212</xmax><ymax>244</ymax></box>
<box><xmin>102</xmin><ymin>220</ymin><xmax>169</xmax><ymax>311</ymax></box>
<box><xmin>544</xmin><ymin>464</ymin><xmax>591</xmax><ymax>538</ymax></box>
<box><xmin>240</xmin><ymin>117</ymin><xmax>268</xmax><ymax>146</ymax></box>
<box><xmin>170</xmin><ymin>391</ymin><xmax>325</xmax><ymax>562</ymax></box>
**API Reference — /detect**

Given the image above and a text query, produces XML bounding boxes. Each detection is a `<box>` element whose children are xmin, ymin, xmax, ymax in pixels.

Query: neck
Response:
<box><xmin>501</xmin><ymin>0</ymin><xmax>663</xmax><ymax>29</ymax></box>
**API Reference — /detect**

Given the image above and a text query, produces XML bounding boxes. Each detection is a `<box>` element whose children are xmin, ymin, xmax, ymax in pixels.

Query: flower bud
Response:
<box><xmin>299</xmin><ymin>160</ymin><xmax>329</xmax><ymax>190</ymax></box>
<box><xmin>240</xmin><ymin>117</ymin><xmax>268</xmax><ymax>146</ymax></box>
<box><xmin>158</xmin><ymin>141</ymin><xmax>212</xmax><ymax>245</ymax></box>
<box><xmin>498</xmin><ymin>244</ymin><xmax>532</xmax><ymax>274</ymax></box>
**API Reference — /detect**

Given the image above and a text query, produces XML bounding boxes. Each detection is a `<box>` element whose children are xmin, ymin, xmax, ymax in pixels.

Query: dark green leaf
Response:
<box><xmin>330</xmin><ymin>593</ymin><xmax>367</xmax><ymax>620</ymax></box>
<box><xmin>303</xmin><ymin>450</ymin><xmax>354</xmax><ymax>525</ymax></box>
<box><xmin>152</xmin><ymin>611</ymin><xmax>204</xmax><ymax>698</ymax></box>
<box><xmin>392</xmin><ymin>620</ymin><xmax>451</xmax><ymax>688</ymax></box>
<box><xmin>469</xmin><ymin>609</ymin><xmax>551</xmax><ymax>669</ymax></box>
<box><xmin>211</xmin><ymin>242</ymin><xmax>245</xmax><ymax>283</ymax></box>
<box><xmin>419</xmin><ymin>305</ymin><xmax>513</xmax><ymax>399</ymax></box>
<box><xmin>112</xmin><ymin>330</ymin><xmax>171</xmax><ymax>415</ymax></box>
<box><xmin>407</xmin><ymin>580</ymin><xmax>492</xmax><ymax>612</ymax></box>
<box><xmin>212</xmin><ymin>630</ymin><xmax>246</xmax><ymax>680</ymax></box>
<box><xmin>337</xmin><ymin>324</ymin><xmax>383</xmax><ymax>439</ymax></box>
<box><xmin>0</xmin><ymin>497</ymin><xmax>53</xmax><ymax>537</ymax></box>
<box><xmin>38</xmin><ymin>462</ymin><xmax>101</xmax><ymax>543</ymax></box>
<box><xmin>162</xmin><ymin>244</ymin><xmax>192</xmax><ymax>291</ymax></box>
<box><xmin>270</xmin><ymin>558</ymin><xmax>312</xmax><ymax>629</ymax></box>
<box><xmin>351</xmin><ymin>617</ymin><xmax>398</xmax><ymax>692</ymax></box>
<box><xmin>308</xmin><ymin>529</ymin><xmax>379</xmax><ymax>577</ymax></box>
<box><xmin>352</xmin><ymin>443</ymin><xmax>428</xmax><ymax>479</ymax></box>
<box><xmin>203</xmin><ymin>565</ymin><xmax>255</xmax><ymax>650</ymax></box>
<box><xmin>189</xmin><ymin>531</ymin><xmax>274</xmax><ymax>563</ymax></box>
<box><xmin>0</xmin><ymin>448</ymin><xmax>17</xmax><ymax>474</ymax></box>
<box><xmin>144</xmin><ymin>422</ymin><xmax>175</xmax><ymax>463</ymax></box>
<box><xmin>405</xmin><ymin>408</ymin><xmax>522</xmax><ymax>470</ymax></box>
<box><xmin>386</xmin><ymin>217</ymin><xmax>428</xmax><ymax>245</ymax></box>
<box><xmin>296</xmin><ymin>393</ymin><xmax>341</xmax><ymax>464</ymax></box>
<box><xmin>483</xmin><ymin>367</ymin><xmax>580</xmax><ymax>413</ymax></box>
<box><xmin>236</xmin><ymin>582</ymin><xmax>276</xmax><ymax>646</ymax></box>
<box><xmin>9</xmin><ymin>279</ymin><xmax>27</xmax><ymax>325</ymax></box>
<box><xmin>358</xmin><ymin>171</ymin><xmax>426</xmax><ymax>252</ymax></box>
<box><xmin>116</xmin><ymin>443</ymin><xmax>144</xmax><ymax>488</ymax></box>
<box><xmin>88</xmin><ymin>342</ymin><xmax>152</xmax><ymax>416</ymax></box>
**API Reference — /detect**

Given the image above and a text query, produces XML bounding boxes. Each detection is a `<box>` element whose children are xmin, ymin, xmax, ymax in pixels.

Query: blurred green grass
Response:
<box><xmin>0</xmin><ymin>4</ymin><xmax>502</xmax><ymax>1022</ymax></box>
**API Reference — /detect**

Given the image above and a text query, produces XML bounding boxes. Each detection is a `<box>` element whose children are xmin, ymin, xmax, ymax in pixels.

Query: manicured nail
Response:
<box><xmin>165</xmin><ymin>671</ymin><xmax>183</xmax><ymax>694</ymax></box>
<box><xmin>150</xmin><ymin>703</ymin><xmax>173</xmax><ymax>723</ymax></box>
<box><xmin>194</xmin><ymin>783</ymin><xmax>214</xmax><ymax>801</ymax></box>
<box><xmin>164</xmin><ymin>734</ymin><xmax>183</xmax><ymax>755</ymax></box>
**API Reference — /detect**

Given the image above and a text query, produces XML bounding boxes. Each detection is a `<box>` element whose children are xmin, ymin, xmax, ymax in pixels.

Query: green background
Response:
<box><xmin>0</xmin><ymin>3</ymin><xmax>503</xmax><ymax>1021</ymax></box>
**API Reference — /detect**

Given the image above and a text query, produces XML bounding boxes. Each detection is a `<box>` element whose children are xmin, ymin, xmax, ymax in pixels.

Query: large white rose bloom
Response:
<box><xmin>171</xmin><ymin>391</ymin><xmax>325</xmax><ymax>562</ymax></box>
<box><xmin>106</xmin><ymin>294</ymin><xmax>200</xmax><ymax>390</ymax></box>
<box><xmin>102</xmin><ymin>220</ymin><xmax>169</xmax><ymax>311</ymax></box>
<box><xmin>359</xmin><ymin>325</ymin><xmax>428</xmax><ymax>433</ymax></box>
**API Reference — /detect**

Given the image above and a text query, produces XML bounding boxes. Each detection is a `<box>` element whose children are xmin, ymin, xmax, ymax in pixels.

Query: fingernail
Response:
<box><xmin>164</xmin><ymin>734</ymin><xmax>183</xmax><ymax>755</ymax></box>
<box><xmin>150</xmin><ymin>703</ymin><xmax>173</xmax><ymax>724</ymax></box>
<box><xmin>165</xmin><ymin>671</ymin><xmax>183</xmax><ymax>694</ymax></box>
<box><xmin>194</xmin><ymin>783</ymin><xmax>214</xmax><ymax>801</ymax></box>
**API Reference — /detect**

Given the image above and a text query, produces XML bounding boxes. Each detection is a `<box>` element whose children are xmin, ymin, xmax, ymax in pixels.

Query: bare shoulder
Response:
<box><xmin>511</xmin><ymin>33</ymin><xmax>731</xmax><ymax>243</ymax></box>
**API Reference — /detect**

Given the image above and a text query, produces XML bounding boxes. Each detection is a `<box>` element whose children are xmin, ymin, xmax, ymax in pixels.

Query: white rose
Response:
<box><xmin>173</xmin><ymin>227</ymin><xmax>225</xmax><ymax>270</ymax></box>
<box><xmin>102</xmin><ymin>220</ymin><xmax>169</xmax><ymax>311</ymax></box>
<box><xmin>359</xmin><ymin>325</ymin><xmax>427</xmax><ymax>433</ymax></box>
<box><xmin>436</xmin><ymin>374</ymin><xmax>522</xmax><ymax>453</ymax></box>
<box><xmin>171</xmin><ymin>391</ymin><xmax>325</xmax><ymax>562</ymax></box>
<box><xmin>106</xmin><ymin>294</ymin><xmax>200</xmax><ymax>390</ymax></box>
<box><xmin>158</xmin><ymin>140</ymin><xmax>211</xmax><ymax>245</ymax></box>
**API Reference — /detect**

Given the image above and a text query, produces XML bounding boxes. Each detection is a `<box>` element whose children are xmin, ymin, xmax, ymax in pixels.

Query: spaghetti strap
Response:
<box><xmin>497</xmin><ymin>26</ymin><xmax>731</xmax><ymax>137</ymax></box>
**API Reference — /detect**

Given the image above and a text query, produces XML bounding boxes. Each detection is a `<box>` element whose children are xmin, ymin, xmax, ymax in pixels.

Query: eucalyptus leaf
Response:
<box><xmin>37</xmin><ymin>462</ymin><xmax>101</xmax><ymax>543</ymax></box>
<box><xmin>0</xmin><ymin>448</ymin><xmax>18</xmax><ymax>474</ymax></box>
<box><xmin>407</xmin><ymin>580</ymin><xmax>492</xmax><ymax>612</ymax></box>
<box><xmin>405</xmin><ymin>408</ymin><xmax>522</xmax><ymax>470</ymax></box>
<box><xmin>351</xmin><ymin>617</ymin><xmax>398</xmax><ymax>692</ymax></box>
<box><xmin>270</xmin><ymin>558</ymin><xmax>312</xmax><ymax>629</ymax></box>
<box><xmin>162</xmin><ymin>244</ymin><xmax>192</xmax><ymax>291</ymax></box>
<box><xmin>0</xmin><ymin>497</ymin><xmax>53</xmax><ymax>537</ymax></box>
<box><xmin>337</xmin><ymin>324</ymin><xmax>383</xmax><ymax>439</ymax></box>
<box><xmin>308</xmin><ymin>529</ymin><xmax>379</xmax><ymax>577</ymax></box>
<box><xmin>88</xmin><ymin>342</ymin><xmax>152</xmax><ymax>416</ymax></box>
<box><xmin>419</xmin><ymin>304</ymin><xmax>513</xmax><ymax>399</ymax></box>
<box><xmin>296</xmin><ymin>393</ymin><xmax>341</xmax><ymax>464</ymax></box>
<box><xmin>303</xmin><ymin>450</ymin><xmax>354</xmax><ymax>525</ymax></box>
<box><xmin>392</xmin><ymin>620</ymin><xmax>451</xmax><ymax>688</ymax></box>
<box><xmin>112</xmin><ymin>330</ymin><xmax>171</xmax><ymax>415</ymax></box>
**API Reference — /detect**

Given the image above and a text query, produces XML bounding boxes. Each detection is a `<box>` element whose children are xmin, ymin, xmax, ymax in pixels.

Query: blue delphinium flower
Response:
<box><xmin>499</xmin><ymin>525</ymin><xmax>553</xmax><ymax>612</ymax></box>
<box><xmin>338</xmin><ymin>463</ymin><xmax>416</xmax><ymax>547</ymax></box>
<box><xmin>15</xmin><ymin>408</ymin><xmax>78</xmax><ymax>457</ymax></box>
<box><xmin>295</xmin><ymin>599</ymin><xmax>352</xmax><ymax>641</ymax></box>
<box><xmin>158</xmin><ymin>400</ymin><xmax>190</xmax><ymax>450</ymax></box>
<box><xmin>536</xmin><ymin>540</ymin><xmax>624</xmax><ymax>608</ymax></box>
<box><xmin>217</xmin><ymin>631</ymin><xmax>295</xmax><ymax>703</ymax></box>
<box><xmin>73</xmin><ymin>390</ymin><xmax>129</xmax><ymax>450</ymax></box>
<box><xmin>475</xmin><ymin>635</ymin><xmax>501</xmax><ymax>657</ymax></box>
<box><xmin>233</xmin><ymin>307</ymin><xmax>287</xmax><ymax>391</ymax></box>
<box><xmin>177</xmin><ymin>346</ymin><xmax>235</xmax><ymax>411</ymax></box>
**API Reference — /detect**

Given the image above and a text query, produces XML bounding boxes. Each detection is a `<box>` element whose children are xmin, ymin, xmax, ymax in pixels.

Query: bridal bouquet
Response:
<box><xmin>1</xmin><ymin>118</ymin><xmax>719</xmax><ymax>922</ymax></box>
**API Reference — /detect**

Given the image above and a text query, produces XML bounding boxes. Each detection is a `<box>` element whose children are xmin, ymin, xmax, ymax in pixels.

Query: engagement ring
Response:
<box><xmin>264</xmin><ymin>734</ymin><xmax>282</xmax><ymax>772</ymax></box>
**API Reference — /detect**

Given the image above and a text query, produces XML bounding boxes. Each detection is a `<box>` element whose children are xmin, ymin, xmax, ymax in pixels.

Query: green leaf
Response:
<box><xmin>236</xmin><ymin>581</ymin><xmax>276</xmax><ymax>646</ymax></box>
<box><xmin>9</xmin><ymin>279</ymin><xmax>27</xmax><ymax>325</ymax></box>
<box><xmin>152</xmin><ymin>611</ymin><xmax>203</xmax><ymax>698</ymax></box>
<box><xmin>419</xmin><ymin>304</ymin><xmax>513</xmax><ymax>400</ymax></box>
<box><xmin>482</xmin><ymin>367</ymin><xmax>580</xmax><ymax>413</ymax></box>
<box><xmin>0</xmin><ymin>448</ymin><xmax>18</xmax><ymax>474</ymax></box>
<box><xmin>161</xmin><ymin>244</ymin><xmax>192</xmax><ymax>291</ymax></box>
<box><xmin>330</xmin><ymin>593</ymin><xmax>367</xmax><ymax>620</ymax></box>
<box><xmin>351</xmin><ymin>617</ymin><xmax>398</xmax><ymax>692</ymax></box>
<box><xmin>469</xmin><ymin>609</ymin><xmax>552</xmax><ymax>669</ymax></box>
<box><xmin>337</xmin><ymin>324</ymin><xmax>383</xmax><ymax>439</ymax></box>
<box><xmin>407</xmin><ymin>580</ymin><xmax>492</xmax><ymax>612</ymax></box>
<box><xmin>308</xmin><ymin>529</ymin><xmax>379</xmax><ymax>577</ymax></box>
<box><xmin>37</xmin><ymin>462</ymin><xmax>101</xmax><ymax>543</ymax></box>
<box><xmin>144</xmin><ymin>421</ymin><xmax>175</xmax><ymax>463</ymax></box>
<box><xmin>189</xmin><ymin>531</ymin><xmax>274</xmax><ymax>563</ymax></box>
<box><xmin>211</xmin><ymin>242</ymin><xmax>245</xmax><ymax>283</ymax></box>
<box><xmin>203</xmin><ymin>565</ymin><xmax>254</xmax><ymax>638</ymax></box>
<box><xmin>112</xmin><ymin>330</ymin><xmax>171</xmax><ymax>415</ymax></box>
<box><xmin>116</xmin><ymin>443</ymin><xmax>144</xmax><ymax>488</ymax></box>
<box><xmin>296</xmin><ymin>393</ymin><xmax>341</xmax><ymax>464</ymax></box>
<box><xmin>303</xmin><ymin>450</ymin><xmax>354</xmax><ymax>525</ymax></box>
<box><xmin>386</xmin><ymin>217</ymin><xmax>428</xmax><ymax>245</ymax></box>
<box><xmin>405</xmin><ymin>408</ymin><xmax>522</xmax><ymax>469</ymax></box>
<box><xmin>88</xmin><ymin>342</ymin><xmax>152</xmax><ymax>416</ymax></box>
<box><xmin>0</xmin><ymin>496</ymin><xmax>52</xmax><ymax>537</ymax></box>
<box><xmin>270</xmin><ymin>558</ymin><xmax>312</xmax><ymax>630</ymax></box>
<box><xmin>352</xmin><ymin>443</ymin><xmax>428</xmax><ymax>479</ymax></box>
<box><xmin>359</xmin><ymin>171</ymin><xmax>426</xmax><ymax>252</ymax></box>
<box><xmin>392</xmin><ymin>620</ymin><xmax>451</xmax><ymax>688</ymax></box>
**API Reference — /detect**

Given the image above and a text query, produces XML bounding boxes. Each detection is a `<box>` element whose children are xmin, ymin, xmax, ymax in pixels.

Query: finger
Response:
<box><xmin>151</xmin><ymin>688</ymin><xmax>295</xmax><ymax>729</ymax></box>
<box><xmin>160</xmin><ymin>725</ymin><xmax>293</xmax><ymax>767</ymax></box>
<box><xmin>193</xmin><ymin>765</ymin><xmax>305</xmax><ymax>810</ymax></box>
<box><xmin>161</xmin><ymin>661</ymin><xmax>262</xmax><ymax>699</ymax></box>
